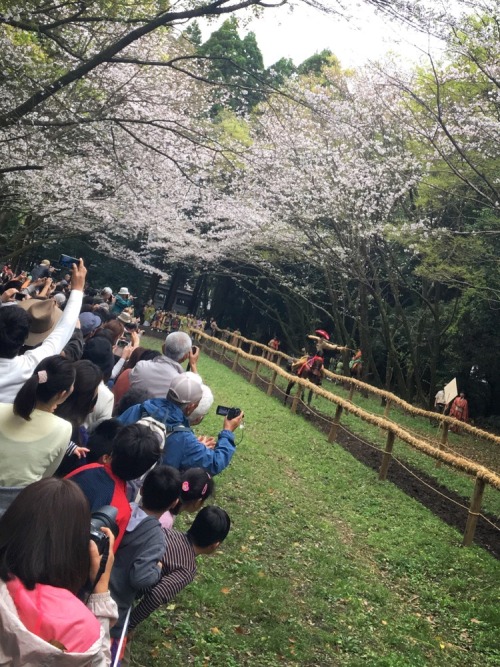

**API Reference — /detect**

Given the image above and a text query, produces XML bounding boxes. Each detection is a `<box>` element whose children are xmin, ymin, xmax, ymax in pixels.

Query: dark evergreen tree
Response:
<box><xmin>297</xmin><ymin>49</ymin><xmax>340</xmax><ymax>76</ymax></box>
<box><xmin>198</xmin><ymin>18</ymin><xmax>265</xmax><ymax>113</ymax></box>
<box><xmin>266</xmin><ymin>57</ymin><xmax>297</xmax><ymax>87</ymax></box>
<box><xmin>184</xmin><ymin>20</ymin><xmax>202</xmax><ymax>47</ymax></box>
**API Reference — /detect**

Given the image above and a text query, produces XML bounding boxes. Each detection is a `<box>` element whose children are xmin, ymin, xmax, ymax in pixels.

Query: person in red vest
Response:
<box><xmin>66</xmin><ymin>423</ymin><xmax>161</xmax><ymax>550</ymax></box>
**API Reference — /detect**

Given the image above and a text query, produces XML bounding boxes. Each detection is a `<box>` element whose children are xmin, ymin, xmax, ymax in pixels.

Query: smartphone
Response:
<box><xmin>192</xmin><ymin>346</ymin><xmax>198</xmax><ymax>354</ymax></box>
<box><xmin>14</xmin><ymin>292</ymin><xmax>26</xmax><ymax>301</ymax></box>
<box><xmin>117</xmin><ymin>339</ymin><xmax>128</xmax><ymax>348</ymax></box>
<box><xmin>59</xmin><ymin>254</ymin><xmax>79</xmax><ymax>269</ymax></box>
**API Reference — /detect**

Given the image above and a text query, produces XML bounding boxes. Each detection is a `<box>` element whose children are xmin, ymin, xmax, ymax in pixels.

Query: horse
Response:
<box><xmin>349</xmin><ymin>351</ymin><xmax>363</xmax><ymax>379</ymax></box>
<box><xmin>285</xmin><ymin>354</ymin><xmax>324</xmax><ymax>407</ymax></box>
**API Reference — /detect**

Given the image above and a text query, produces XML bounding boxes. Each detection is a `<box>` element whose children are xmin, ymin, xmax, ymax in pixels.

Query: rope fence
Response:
<box><xmin>192</xmin><ymin>328</ymin><xmax>500</xmax><ymax>549</ymax></box>
<box><xmin>212</xmin><ymin>328</ymin><xmax>500</xmax><ymax>448</ymax></box>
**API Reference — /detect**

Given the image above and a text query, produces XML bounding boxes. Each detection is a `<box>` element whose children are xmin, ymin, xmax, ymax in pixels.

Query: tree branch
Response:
<box><xmin>0</xmin><ymin>0</ymin><xmax>277</xmax><ymax>127</ymax></box>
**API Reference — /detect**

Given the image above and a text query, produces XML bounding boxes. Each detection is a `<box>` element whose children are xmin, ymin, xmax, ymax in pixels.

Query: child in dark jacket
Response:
<box><xmin>128</xmin><ymin>506</ymin><xmax>231</xmax><ymax>632</ymax></box>
<box><xmin>109</xmin><ymin>465</ymin><xmax>181</xmax><ymax>657</ymax></box>
<box><xmin>66</xmin><ymin>424</ymin><xmax>162</xmax><ymax>551</ymax></box>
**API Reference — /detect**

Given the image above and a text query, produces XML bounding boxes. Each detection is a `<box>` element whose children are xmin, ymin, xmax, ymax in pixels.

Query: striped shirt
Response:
<box><xmin>129</xmin><ymin>529</ymin><xmax>196</xmax><ymax>630</ymax></box>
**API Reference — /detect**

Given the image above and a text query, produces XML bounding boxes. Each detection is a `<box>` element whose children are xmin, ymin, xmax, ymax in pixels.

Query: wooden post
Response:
<box><xmin>462</xmin><ymin>476</ymin><xmax>486</xmax><ymax>547</ymax></box>
<box><xmin>327</xmin><ymin>405</ymin><xmax>344</xmax><ymax>443</ymax></box>
<box><xmin>436</xmin><ymin>422</ymin><xmax>449</xmax><ymax>468</ymax></box>
<box><xmin>379</xmin><ymin>431</ymin><xmax>395</xmax><ymax>481</ymax></box>
<box><xmin>348</xmin><ymin>384</ymin><xmax>355</xmax><ymax>402</ymax></box>
<box><xmin>291</xmin><ymin>384</ymin><xmax>302</xmax><ymax>414</ymax></box>
<box><xmin>232</xmin><ymin>350</ymin><xmax>240</xmax><ymax>371</ymax></box>
<box><xmin>250</xmin><ymin>360</ymin><xmax>259</xmax><ymax>385</ymax></box>
<box><xmin>249</xmin><ymin>343</ymin><xmax>254</xmax><ymax>355</ymax></box>
<box><xmin>384</xmin><ymin>400</ymin><xmax>391</xmax><ymax>418</ymax></box>
<box><xmin>267</xmin><ymin>370</ymin><xmax>277</xmax><ymax>396</ymax></box>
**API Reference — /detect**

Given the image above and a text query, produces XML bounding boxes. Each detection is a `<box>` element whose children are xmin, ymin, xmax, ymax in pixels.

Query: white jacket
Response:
<box><xmin>0</xmin><ymin>290</ymin><xmax>83</xmax><ymax>403</ymax></box>
<box><xmin>0</xmin><ymin>579</ymin><xmax>117</xmax><ymax>666</ymax></box>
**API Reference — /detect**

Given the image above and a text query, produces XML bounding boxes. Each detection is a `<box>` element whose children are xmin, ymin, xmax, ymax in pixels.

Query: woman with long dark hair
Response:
<box><xmin>0</xmin><ymin>478</ymin><xmax>117</xmax><ymax>664</ymax></box>
<box><xmin>0</xmin><ymin>355</ymin><xmax>75</xmax><ymax>487</ymax></box>
<box><xmin>55</xmin><ymin>360</ymin><xmax>102</xmax><ymax>476</ymax></box>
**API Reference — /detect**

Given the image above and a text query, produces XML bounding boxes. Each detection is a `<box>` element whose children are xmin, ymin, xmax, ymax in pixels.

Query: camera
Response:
<box><xmin>216</xmin><ymin>405</ymin><xmax>241</xmax><ymax>420</ymax></box>
<box><xmin>90</xmin><ymin>505</ymin><xmax>118</xmax><ymax>555</ymax></box>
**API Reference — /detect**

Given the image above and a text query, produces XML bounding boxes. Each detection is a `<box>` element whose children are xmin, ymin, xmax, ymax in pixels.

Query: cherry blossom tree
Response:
<box><xmin>0</xmin><ymin>0</ymin><xmax>454</xmax><ymax>264</ymax></box>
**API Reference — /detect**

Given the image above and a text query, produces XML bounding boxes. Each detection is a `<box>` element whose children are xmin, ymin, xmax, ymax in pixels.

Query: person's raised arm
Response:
<box><xmin>24</xmin><ymin>259</ymin><xmax>87</xmax><ymax>366</ymax></box>
<box><xmin>188</xmin><ymin>344</ymin><xmax>200</xmax><ymax>374</ymax></box>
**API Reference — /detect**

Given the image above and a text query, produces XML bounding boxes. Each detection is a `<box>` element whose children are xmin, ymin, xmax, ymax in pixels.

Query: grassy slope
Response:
<box><xmin>131</xmin><ymin>345</ymin><xmax>500</xmax><ymax>667</ymax></box>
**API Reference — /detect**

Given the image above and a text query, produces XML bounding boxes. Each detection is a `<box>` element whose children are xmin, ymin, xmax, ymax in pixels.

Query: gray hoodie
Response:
<box><xmin>109</xmin><ymin>504</ymin><xmax>166</xmax><ymax>637</ymax></box>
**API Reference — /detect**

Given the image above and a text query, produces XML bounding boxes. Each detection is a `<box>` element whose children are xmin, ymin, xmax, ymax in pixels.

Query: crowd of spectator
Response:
<box><xmin>0</xmin><ymin>258</ymin><xmax>243</xmax><ymax>666</ymax></box>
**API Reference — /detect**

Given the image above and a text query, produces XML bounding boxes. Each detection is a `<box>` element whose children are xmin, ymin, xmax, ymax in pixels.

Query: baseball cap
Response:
<box><xmin>79</xmin><ymin>312</ymin><xmax>102</xmax><ymax>337</ymax></box>
<box><xmin>168</xmin><ymin>373</ymin><xmax>203</xmax><ymax>405</ymax></box>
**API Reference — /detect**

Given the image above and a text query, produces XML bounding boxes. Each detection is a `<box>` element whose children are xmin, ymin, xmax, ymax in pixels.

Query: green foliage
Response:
<box><xmin>184</xmin><ymin>20</ymin><xmax>203</xmax><ymax>47</ymax></box>
<box><xmin>198</xmin><ymin>18</ymin><xmax>266</xmax><ymax>113</ymax></box>
<box><xmin>266</xmin><ymin>57</ymin><xmax>297</xmax><ymax>87</ymax></box>
<box><xmin>297</xmin><ymin>48</ymin><xmax>340</xmax><ymax>76</ymax></box>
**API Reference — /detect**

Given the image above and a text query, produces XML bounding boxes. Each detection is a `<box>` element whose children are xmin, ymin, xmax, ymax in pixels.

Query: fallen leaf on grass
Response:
<box><xmin>210</xmin><ymin>627</ymin><xmax>221</xmax><ymax>634</ymax></box>
<box><xmin>234</xmin><ymin>625</ymin><xmax>250</xmax><ymax>635</ymax></box>
<box><xmin>220</xmin><ymin>587</ymin><xmax>231</xmax><ymax>594</ymax></box>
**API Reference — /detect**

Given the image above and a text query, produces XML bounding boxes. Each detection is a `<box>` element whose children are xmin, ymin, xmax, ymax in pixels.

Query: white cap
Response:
<box><xmin>168</xmin><ymin>373</ymin><xmax>203</xmax><ymax>405</ymax></box>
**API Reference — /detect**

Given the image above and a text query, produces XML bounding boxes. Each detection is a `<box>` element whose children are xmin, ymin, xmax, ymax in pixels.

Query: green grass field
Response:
<box><xmin>129</xmin><ymin>342</ymin><xmax>500</xmax><ymax>666</ymax></box>
<box><xmin>226</xmin><ymin>347</ymin><xmax>500</xmax><ymax>519</ymax></box>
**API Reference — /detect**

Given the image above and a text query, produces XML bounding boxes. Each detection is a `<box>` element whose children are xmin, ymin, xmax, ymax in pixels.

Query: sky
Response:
<box><xmin>198</xmin><ymin>1</ymin><xmax>448</xmax><ymax>69</ymax></box>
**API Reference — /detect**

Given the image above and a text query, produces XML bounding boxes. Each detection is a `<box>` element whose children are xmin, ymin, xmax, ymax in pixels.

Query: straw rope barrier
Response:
<box><xmin>211</xmin><ymin>329</ymin><xmax>500</xmax><ymax>448</ymax></box>
<box><xmin>195</xmin><ymin>329</ymin><xmax>500</xmax><ymax>546</ymax></box>
<box><xmin>192</xmin><ymin>329</ymin><xmax>500</xmax><ymax>493</ymax></box>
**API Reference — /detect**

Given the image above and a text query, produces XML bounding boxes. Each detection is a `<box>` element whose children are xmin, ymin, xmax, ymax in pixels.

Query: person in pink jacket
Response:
<box><xmin>0</xmin><ymin>478</ymin><xmax>117</xmax><ymax>666</ymax></box>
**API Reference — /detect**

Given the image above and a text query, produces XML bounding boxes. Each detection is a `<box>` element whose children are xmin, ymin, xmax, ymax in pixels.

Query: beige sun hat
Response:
<box><xmin>18</xmin><ymin>298</ymin><xmax>62</xmax><ymax>346</ymax></box>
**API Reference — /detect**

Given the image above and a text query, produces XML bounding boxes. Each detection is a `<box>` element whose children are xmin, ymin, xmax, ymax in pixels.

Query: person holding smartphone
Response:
<box><xmin>0</xmin><ymin>259</ymin><xmax>87</xmax><ymax>403</ymax></box>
